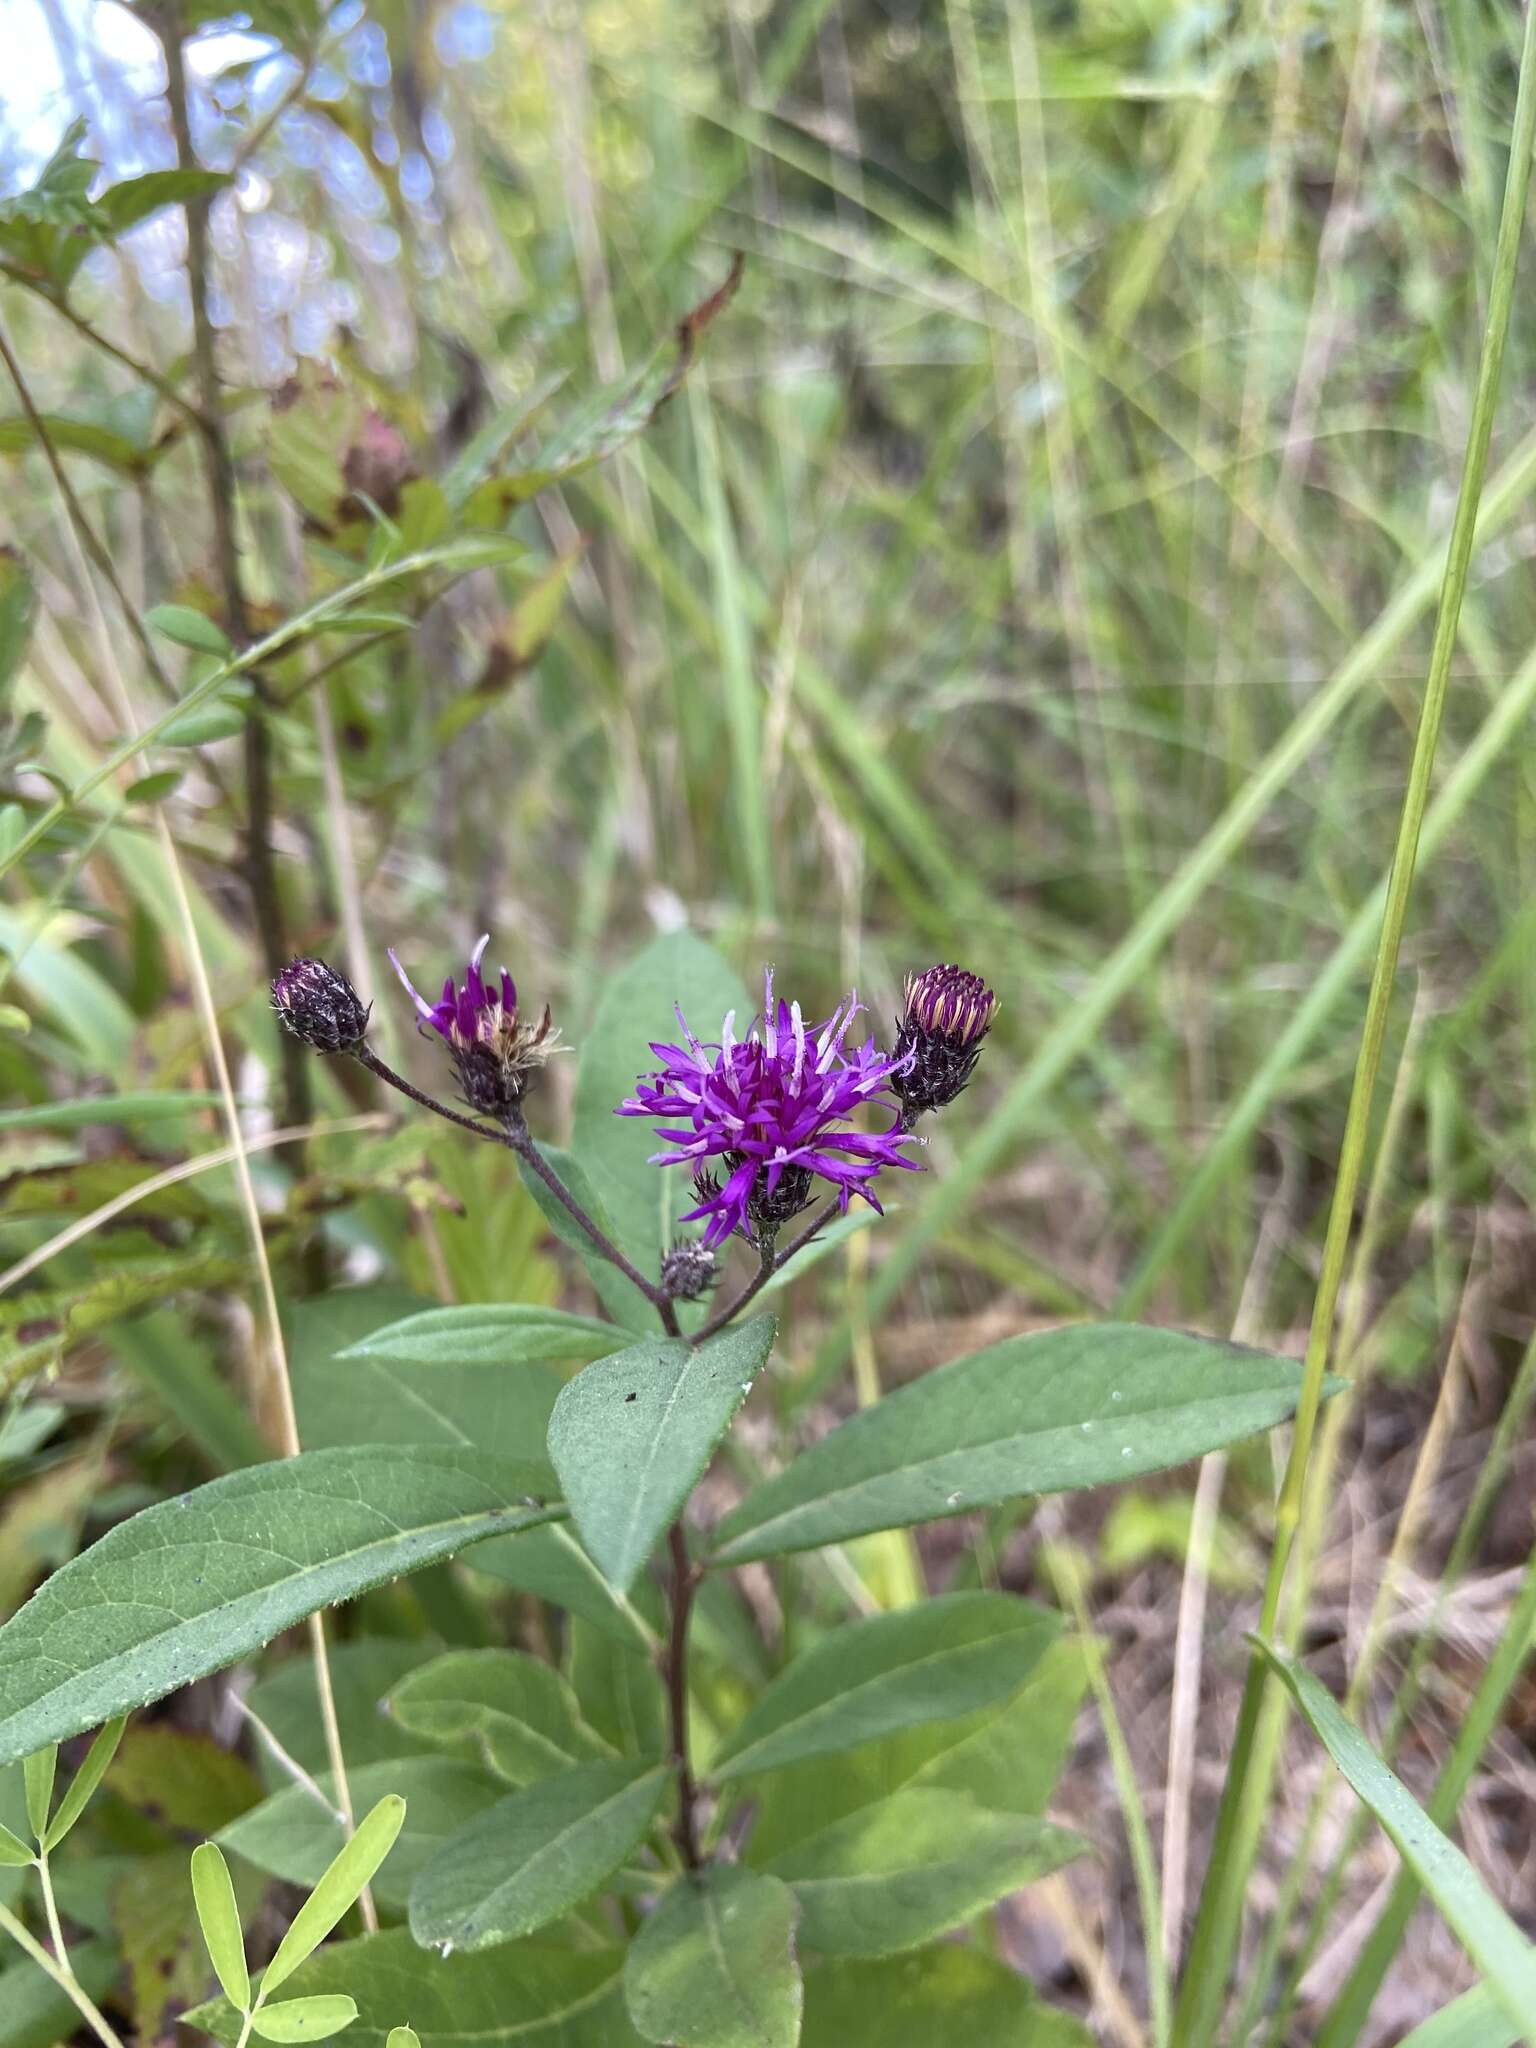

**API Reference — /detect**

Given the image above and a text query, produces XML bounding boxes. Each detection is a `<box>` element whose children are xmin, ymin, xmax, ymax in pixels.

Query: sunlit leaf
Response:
<box><xmin>263</xmin><ymin>1796</ymin><xmax>406</xmax><ymax>1997</ymax></box>
<box><xmin>191</xmin><ymin>1842</ymin><xmax>250</xmax><ymax>2014</ymax></box>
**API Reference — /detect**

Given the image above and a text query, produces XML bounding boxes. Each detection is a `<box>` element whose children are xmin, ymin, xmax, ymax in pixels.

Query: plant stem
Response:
<box><xmin>1</xmin><ymin>267</ymin><xmax>205</xmax><ymax>427</ymax></box>
<box><xmin>35</xmin><ymin>1854</ymin><xmax>66</xmax><ymax>1966</ymax></box>
<box><xmin>665</xmin><ymin>1521</ymin><xmax>702</xmax><ymax>1869</ymax></box>
<box><xmin>691</xmin><ymin>1193</ymin><xmax>845</xmax><ymax>1342</ymax></box>
<box><xmin>0</xmin><ymin>1901</ymin><xmax>127</xmax><ymax>2048</ymax></box>
<box><xmin>1171</xmin><ymin>6</ymin><xmax>1536</xmax><ymax>2036</ymax></box>
<box><xmin>155</xmin><ymin>2</ymin><xmax>313</xmax><ymax>1153</ymax></box>
<box><xmin>352</xmin><ymin>1046</ymin><xmax>679</xmax><ymax>1324</ymax></box>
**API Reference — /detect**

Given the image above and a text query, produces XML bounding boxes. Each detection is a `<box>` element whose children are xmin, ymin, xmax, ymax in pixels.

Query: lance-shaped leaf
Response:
<box><xmin>408</xmin><ymin>1759</ymin><xmax>669</xmax><ymax>1951</ymax></box>
<box><xmin>549</xmin><ymin>1318</ymin><xmax>776</xmax><ymax>1595</ymax></box>
<box><xmin>1261</xmin><ymin>1642</ymin><xmax>1536</xmax><ymax>2044</ymax></box>
<box><xmin>712</xmin><ymin>1323</ymin><xmax>1331</xmax><ymax>1565</ymax></box>
<box><xmin>762</xmin><ymin>1789</ymin><xmax>1084</xmax><ymax>1956</ymax></box>
<box><xmin>0</xmin><ymin>1448</ymin><xmax>558</xmax><ymax>1765</ymax></box>
<box><xmin>714</xmin><ymin>1592</ymin><xmax>1058</xmax><ymax>1781</ymax></box>
<box><xmin>191</xmin><ymin>1842</ymin><xmax>249</xmax><ymax>2013</ymax></box>
<box><xmin>335</xmin><ymin>1306</ymin><xmax>625</xmax><ymax>1370</ymax></box>
<box><xmin>624</xmin><ymin>1865</ymin><xmax>802</xmax><ymax>2048</ymax></box>
<box><xmin>263</xmin><ymin>1797</ymin><xmax>405</xmax><ymax>1996</ymax></box>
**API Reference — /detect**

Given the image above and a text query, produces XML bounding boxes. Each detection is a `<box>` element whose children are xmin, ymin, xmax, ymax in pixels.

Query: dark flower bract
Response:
<box><xmin>892</xmin><ymin>963</ymin><xmax>997</xmax><ymax>1114</ymax></box>
<box><xmin>271</xmin><ymin>957</ymin><xmax>370</xmax><ymax>1053</ymax></box>
<box><xmin>618</xmin><ymin>972</ymin><xmax>919</xmax><ymax>1249</ymax></box>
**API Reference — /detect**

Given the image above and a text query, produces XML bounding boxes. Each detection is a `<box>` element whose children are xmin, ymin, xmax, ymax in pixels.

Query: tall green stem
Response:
<box><xmin>1171</xmin><ymin>8</ymin><xmax>1536</xmax><ymax>2039</ymax></box>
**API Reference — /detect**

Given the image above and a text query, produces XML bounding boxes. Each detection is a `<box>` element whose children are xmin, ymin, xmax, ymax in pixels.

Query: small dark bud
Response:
<box><xmin>271</xmin><ymin>957</ymin><xmax>370</xmax><ymax>1053</ymax></box>
<box><xmin>661</xmin><ymin>1241</ymin><xmax>718</xmax><ymax>1302</ymax></box>
<box><xmin>892</xmin><ymin>964</ymin><xmax>997</xmax><ymax>1115</ymax></box>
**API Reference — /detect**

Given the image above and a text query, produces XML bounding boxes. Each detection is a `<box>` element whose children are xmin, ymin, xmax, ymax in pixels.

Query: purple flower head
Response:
<box><xmin>892</xmin><ymin>963</ymin><xmax>997</xmax><ymax>1115</ymax></box>
<box><xmin>389</xmin><ymin>934</ymin><xmax>557</xmax><ymax>1115</ymax></box>
<box><xmin>618</xmin><ymin>971</ymin><xmax>920</xmax><ymax>1250</ymax></box>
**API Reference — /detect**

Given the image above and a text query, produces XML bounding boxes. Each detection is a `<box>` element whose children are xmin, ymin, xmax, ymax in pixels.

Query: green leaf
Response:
<box><xmin>183</xmin><ymin>1928</ymin><xmax>641</xmax><ymax>2047</ymax></box>
<box><xmin>96</xmin><ymin>169</ymin><xmax>228</xmax><ymax>237</ymax></box>
<box><xmin>1394</xmin><ymin>1987</ymin><xmax>1521</xmax><ymax>2048</ymax></box>
<box><xmin>465</xmin><ymin>1523</ymin><xmax>654</xmax><ymax>1648</ymax></box>
<box><xmin>0</xmin><ymin>1447</ymin><xmax>557</xmax><ymax>1765</ymax></box>
<box><xmin>762</xmin><ymin>1789</ymin><xmax>1084</xmax><ymax>1956</ymax></box>
<box><xmin>250</xmin><ymin>1996</ymin><xmax>359</xmax><ymax>2043</ymax></box>
<box><xmin>549</xmin><ymin>1316</ymin><xmax>776</xmax><ymax>1594</ymax></box>
<box><xmin>386</xmin><ymin>2031</ymin><xmax>420</xmax><ymax>2048</ymax></box>
<box><xmin>569</xmin><ymin>929</ymin><xmax>748</xmax><ymax>1281</ymax></box>
<box><xmin>1260</xmin><ymin>1643</ymin><xmax>1536</xmax><ymax>2042</ymax></box>
<box><xmin>714</xmin><ymin>1592</ymin><xmax>1058</xmax><ymax>1781</ymax></box>
<box><xmin>712</xmin><ymin>1323</ymin><xmax>1332</xmax><ymax>1565</ymax></box>
<box><xmin>21</xmin><ymin>1747</ymin><xmax>54</xmax><ymax>1842</ymax></box>
<box><xmin>263</xmin><ymin>1795</ymin><xmax>406</xmax><ymax>1997</ymax></box>
<box><xmin>246</xmin><ymin>1641</ymin><xmax>441</xmax><ymax>1778</ymax></box>
<box><xmin>43</xmin><ymin>1715</ymin><xmax>125</xmax><ymax>1847</ymax></box>
<box><xmin>0</xmin><ymin>414</ymin><xmax>153</xmax><ymax>474</ymax></box>
<box><xmin>386</xmin><ymin>1650</ymin><xmax>609</xmax><ymax>1785</ymax></box>
<box><xmin>408</xmin><ymin>1759</ymin><xmax>670</xmax><ymax>1951</ymax></box>
<box><xmin>0</xmin><ymin>1821</ymin><xmax>31</xmax><ymax>1866</ymax></box>
<box><xmin>336</xmin><ymin>1306</ymin><xmax>625</xmax><ymax>1369</ymax></box>
<box><xmin>220</xmin><ymin>1759</ymin><xmax>501</xmax><ymax>1916</ymax></box>
<box><xmin>107</xmin><ymin>1722</ymin><xmax>262</xmax><ymax>1833</ymax></box>
<box><xmin>624</xmin><ymin>1865</ymin><xmax>801</xmax><ymax>2048</ymax></box>
<box><xmin>123</xmin><ymin>770</ymin><xmax>185</xmax><ymax>805</ymax></box>
<box><xmin>569</xmin><ymin>1622</ymin><xmax>668</xmax><ymax>1757</ymax></box>
<box><xmin>293</xmin><ymin>1348</ymin><xmax>564</xmax><ymax>1491</ymax></box>
<box><xmin>191</xmin><ymin>1841</ymin><xmax>250</xmax><ymax>2013</ymax></box>
<box><xmin>145</xmin><ymin>603</ymin><xmax>231</xmax><ymax>656</ymax></box>
<box><xmin>801</xmin><ymin>1948</ymin><xmax>1093</xmax><ymax>2047</ymax></box>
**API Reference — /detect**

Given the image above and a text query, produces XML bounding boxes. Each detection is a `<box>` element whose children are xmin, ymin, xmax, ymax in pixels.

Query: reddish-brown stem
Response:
<box><xmin>665</xmin><ymin>1521</ymin><xmax>703</xmax><ymax>1869</ymax></box>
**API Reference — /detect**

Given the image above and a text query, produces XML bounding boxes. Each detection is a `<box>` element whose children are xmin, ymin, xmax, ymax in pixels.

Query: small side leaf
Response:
<box><xmin>146</xmin><ymin>604</ymin><xmax>231</xmax><ymax>656</ymax></box>
<box><xmin>262</xmin><ymin>1796</ymin><xmax>405</xmax><ymax>1998</ymax></box>
<box><xmin>191</xmin><ymin>1842</ymin><xmax>250</xmax><ymax>2013</ymax></box>
<box><xmin>22</xmin><ymin>1747</ymin><xmax>55</xmax><ymax>1842</ymax></box>
<box><xmin>44</xmin><ymin>1716</ymin><xmax>126</xmax><ymax>1848</ymax></box>
<box><xmin>386</xmin><ymin>2031</ymin><xmax>421</xmax><ymax>2048</ymax></box>
<box><xmin>0</xmin><ymin>1820</ymin><xmax>32</xmax><ymax>1867</ymax></box>
<box><xmin>248</xmin><ymin>1996</ymin><xmax>358</xmax><ymax>2043</ymax></box>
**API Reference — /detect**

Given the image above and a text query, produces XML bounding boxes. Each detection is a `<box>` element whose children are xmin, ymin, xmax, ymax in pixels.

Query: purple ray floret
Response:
<box><xmin>618</xmin><ymin>971</ymin><xmax>920</xmax><ymax>1248</ymax></box>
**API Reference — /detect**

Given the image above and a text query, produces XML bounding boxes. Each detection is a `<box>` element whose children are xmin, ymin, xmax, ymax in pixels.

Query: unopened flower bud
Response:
<box><xmin>660</xmin><ymin>1241</ymin><xmax>718</xmax><ymax>1302</ymax></box>
<box><xmin>271</xmin><ymin>957</ymin><xmax>370</xmax><ymax>1053</ymax></box>
<box><xmin>892</xmin><ymin>964</ymin><xmax>996</xmax><ymax>1115</ymax></box>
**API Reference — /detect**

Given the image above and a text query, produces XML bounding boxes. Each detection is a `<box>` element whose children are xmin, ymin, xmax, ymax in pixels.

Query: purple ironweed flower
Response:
<box><xmin>271</xmin><ymin>957</ymin><xmax>370</xmax><ymax>1053</ymax></box>
<box><xmin>892</xmin><ymin>963</ymin><xmax>997</xmax><ymax>1115</ymax></box>
<box><xmin>618</xmin><ymin>972</ymin><xmax>919</xmax><ymax>1250</ymax></box>
<box><xmin>389</xmin><ymin>934</ymin><xmax>557</xmax><ymax>1116</ymax></box>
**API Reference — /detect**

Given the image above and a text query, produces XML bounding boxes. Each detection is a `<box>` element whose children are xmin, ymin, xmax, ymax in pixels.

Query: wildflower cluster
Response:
<box><xmin>273</xmin><ymin>938</ymin><xmax>994</xmax><ymax>1278</ymax></box>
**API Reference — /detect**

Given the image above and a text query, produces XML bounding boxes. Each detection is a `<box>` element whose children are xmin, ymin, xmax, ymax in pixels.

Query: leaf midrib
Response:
<box><xmin>0</xmin><ymin>1501</ymin><xmax>557</xmax><ymax>1764</ymax></box>
<box><xmin>716</xmin><ymin>1610</ymin><xmax>1048</xmax><ymax>1777</ymax></box>
<box><xmin>716</xmin><ymin>1383</ymin><xmax>1300</xmax><ymax>1558</ymax></box>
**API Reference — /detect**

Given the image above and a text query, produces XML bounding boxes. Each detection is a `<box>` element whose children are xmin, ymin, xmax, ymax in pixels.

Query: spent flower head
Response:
<box><xmin>389</xmin><ymin>934</ymin><xmax>557</xmax><ymax>1117</ymax></box>
<box><xmin>619</xmin><ymin>970</ymin><xmax>919</xmax><ymax>1250</ymax></box>
<box><xmin>892</xmin><ymin>963</ymin><xmax>997</xmax><ymax>1115</ymax></box>
<box><xmin>271</xmin><ymin>957</ymin><xmax>370</xmax><ymax>1053</ymax></box>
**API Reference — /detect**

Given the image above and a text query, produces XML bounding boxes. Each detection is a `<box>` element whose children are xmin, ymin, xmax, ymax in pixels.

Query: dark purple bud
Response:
<box><xmin>660</xmin><ymin>1240</ymin><xmax>719</xmax><ymax>1302</ymax></box>
<box><xmin>892</xmin><ymin>964</ymin><xmax>997</xmax><ymax>1114</ymax></box>
<box><xmin>271</xmin><ymin>957</ymin><xmax>371</xmax><ymax>1053</ymax></box>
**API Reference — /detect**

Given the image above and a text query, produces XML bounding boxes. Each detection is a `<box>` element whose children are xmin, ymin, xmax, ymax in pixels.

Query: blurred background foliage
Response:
<box><xmin>3</xmin><ymin>0</ymin><xmax>1536</xmax><ymax>2035</ymax></box>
